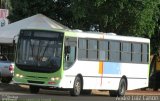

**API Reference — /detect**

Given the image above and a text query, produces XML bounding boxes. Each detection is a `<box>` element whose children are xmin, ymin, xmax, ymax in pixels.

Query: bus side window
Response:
<box><xmin>64</xmin><ymin>37</ymin><xmax>77</xmax><ymax>70</ymax></box>
<box><xmin>64</xmin><ymin>46</ymin><xmax>76</xmax><ymax>69</ymax></box>
<box><xmin>66</xmin><ymin>46</ymin><xmax>76</xmax><ymax>61</ymax></box>
<box><xmin>65</xmin><ymin>46</ymin><xmax>71</xmax><ymax>61</ymax></box>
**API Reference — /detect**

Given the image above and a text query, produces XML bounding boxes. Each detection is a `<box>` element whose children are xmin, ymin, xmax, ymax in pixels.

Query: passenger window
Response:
<box><xmin>142</xmin><ymin>44</ymin><xmax>148</xmax><ymax>63</ymax></box>
<box><xmin>88</xmin><ymin>39</ymin><xmax>97</xmax><ymax>60</ymax></box>
<box><xmin>109</xmin><ymin>41</ymin><xmax>120</xmax><ymax>62</ymax></box>
<box><xmin>78</xmin><ymin>39</ymin><xmax>87</xmax><ymax>60</ymax></box>
<box><xmin>121</xmin><ymin>42</ymin><xmax>131</xmax><ymax>62</ymax></box>
<box><xmin>99</xmin><ymin>40</ymin><xmax>108</xmax><ymax>61</ymax></box>
<box><xmin>132</xmin><ymin>43</ymin><xmax>141</xmax><ymax>63</ymax></box>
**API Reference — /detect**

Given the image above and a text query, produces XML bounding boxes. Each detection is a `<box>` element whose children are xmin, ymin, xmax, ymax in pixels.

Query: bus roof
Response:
<box><xmin>72</xmin><ymin>30</ymin><xmax>150</xmax><ymax>43</ymax></box>
<box><xmin>20</xmin><ymin>28</ymin><xmax>150</xmax><ymax>43</ymax></box>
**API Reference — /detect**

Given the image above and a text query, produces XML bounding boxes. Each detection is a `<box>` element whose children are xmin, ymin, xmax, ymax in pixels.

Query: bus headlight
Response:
<box><xmin>51</xmin><ymin>77</ymin><xmax>60</xmax><ymax>81</ymax></box>
<box><xmin>51</xmin><ymin>78</ymin><xmax>55</xmax><ymax>81</ymax></box>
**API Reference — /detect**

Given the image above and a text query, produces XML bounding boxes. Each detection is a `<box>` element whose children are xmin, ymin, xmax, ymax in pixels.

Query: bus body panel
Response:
<box><xmin>62</xmin><ymin>60</ymin><xmax>149</xmax><ymax>90</ymax></box>
<box><xmin>14</xmin><ymin>61</ymin><xmax>149</xmax><ymax>90</ymax></box>
<box><xmin>13</xmin><ymin>65</ymin><xmax>64</xmax><ymax>87</ymax></box>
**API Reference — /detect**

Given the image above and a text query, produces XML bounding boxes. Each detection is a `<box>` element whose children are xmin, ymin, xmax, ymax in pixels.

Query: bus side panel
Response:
<box><xmin>127</xmin><ymin>79</ymin><xmax>149</xmax><ymax>90</ymax></box>
<box><xmin>82</xmin><ymin>76</ymin><xmax>120</xmax><ymax>90</ymax></box>
<box><xmin>63</xmin><ymin>61</ymin><xmax>121</xmax><ymax>90</ymax></box>
<box><xmin>120</xmin><ymin>63</ymin><xmax>149</xmax><ymax>90</ymax></box>
<box><xmin>59</xmin><ymin>75</ymin><xmax>75</xmax><ymax>88</ymax></box>
<box><xmin>63</xmin><ymin>61</ymin><xmax>103</xmax><ymax>89</ymax></box>
<box><xmin>63</xmin><ymin>61</ymin><xmax>149</xmax><ymax>90</ymax></box>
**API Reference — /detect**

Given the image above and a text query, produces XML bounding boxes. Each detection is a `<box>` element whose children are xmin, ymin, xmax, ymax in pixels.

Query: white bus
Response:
<box><xmin>14</xmin><ymin>29</ymin><xmax>150</xmax><ymax>96</ymax></box>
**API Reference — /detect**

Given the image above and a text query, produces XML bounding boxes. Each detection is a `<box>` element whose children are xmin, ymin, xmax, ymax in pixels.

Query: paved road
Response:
<box><xmin>0</xmin><ymin>82</ymin><xmax>160</xmax><ymax>101</ymax></box>
<box><xmin>0</xmin><ymin>83</ymin><xmax>114</xmax><ymax>101</ymax></box>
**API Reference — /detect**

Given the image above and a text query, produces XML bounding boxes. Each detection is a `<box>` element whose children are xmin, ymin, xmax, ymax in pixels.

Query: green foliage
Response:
<box><xmin>8</xmin><ymin>0</ymin><xmax>72</xmax><ymax>27</ymax></box>
<box><xmin>70</xmin><ymin>0</ymin><xmax>160</xmax><ymax>38</ymax></box>
<box><xmin>8</xmin><ymin>0</ymin><xmax>160</xmax><ymax>39</ymax></box>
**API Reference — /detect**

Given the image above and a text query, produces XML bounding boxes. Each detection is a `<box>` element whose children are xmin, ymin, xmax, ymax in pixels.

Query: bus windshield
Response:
<box><xmin>16</xmin><ymin>30</ymin><xmax>64</xmax><ymax>73</ymax></box>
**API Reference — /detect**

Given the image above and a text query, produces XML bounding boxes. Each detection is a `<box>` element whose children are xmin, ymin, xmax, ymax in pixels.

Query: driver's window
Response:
<box><xmin>64</xmin><ymin>37</ymin><xmax>77</xmax><ymax>70</ymax></box>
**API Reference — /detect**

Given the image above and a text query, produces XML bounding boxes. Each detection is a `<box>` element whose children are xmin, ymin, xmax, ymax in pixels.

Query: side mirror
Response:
<box><xmin>65</xmin><ymin>46</ymin><xmax>70</xmax><ymax>54</ymax></box>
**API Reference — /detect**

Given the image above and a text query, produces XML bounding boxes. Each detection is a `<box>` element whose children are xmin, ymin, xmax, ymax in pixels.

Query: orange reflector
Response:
<box><xmin>99</xmin><ymin>61</ymin><xmax>103</xmax><ymax>74</ymax></box>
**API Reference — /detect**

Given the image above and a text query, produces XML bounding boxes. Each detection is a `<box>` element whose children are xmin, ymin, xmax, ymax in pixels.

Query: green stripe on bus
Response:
<box><xmin>65</xmin><ymin>31</ymin><xmax>77</xmax><ymax>37</ymax></box>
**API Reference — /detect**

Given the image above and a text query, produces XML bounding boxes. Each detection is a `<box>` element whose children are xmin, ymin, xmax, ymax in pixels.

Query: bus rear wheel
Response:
<box><xmin>109</xmin><ymin>78</ymin><xmax>127</xmax><ymax>97</ymax></box>
<box><xmin>117</xmin><ymin>78</ymin><xmax>127</xmax><ymax>96</ymax></box>
<box><xmin>29</xmin><ymin>85</ymin><xmax>40</xmax><ymax>94</ymax></box>
<box><xmin>70</xmin><ymin>76</ymin><xmax>82</xmax><ymax>96</ymax></box>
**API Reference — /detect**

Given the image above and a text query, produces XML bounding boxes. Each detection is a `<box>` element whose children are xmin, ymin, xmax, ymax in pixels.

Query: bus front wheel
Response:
<box><xmin>70</xmin><ymin>76</ymin><xmax>82</xmax><ymax>96</ymax></box>
<box><xmin>29</xmin><ymin>85</ymin><xmax>40</xmax><ymax>94</ymax></box>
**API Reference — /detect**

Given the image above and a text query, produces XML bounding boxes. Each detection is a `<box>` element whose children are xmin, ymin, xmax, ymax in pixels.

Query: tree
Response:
<box><xmin>8</xmin><ymin>0</ymin><xmax>72</xmax><ymax>27</ymax></box>
<box><xmin>0</xmin><ymin>0</ymin><xmax>10</xmax><ymax>9</ymax></box>
<box><xmin>70</xmin><ymin>0</ymin><xmax>160</xmax><ymax>38</ymax></box>
<box><xmin>8</xmin><ymin>0</ymin><xmax>160</xmax><ymax>38</ymax></box>
<box><xmin>7</xmin><ymin>0</ymin><xmax>160</xmax><ymax>53</ymax></box>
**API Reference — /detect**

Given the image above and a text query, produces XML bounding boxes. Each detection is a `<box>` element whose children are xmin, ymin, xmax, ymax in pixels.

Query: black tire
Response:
<box><xmin>1</xmin><ymin>77</ymin><xmax>12</xmax><ymax>84</ymax></box>
<box><xmin>109</xmin><ymin>78</ymin><xmax>127</xmax><ymax>97</ymax></box>
<box><xmin>117</xmin><ymin>78</ymin><xmax>127</xmax><ymax>96</ymax></box>
<box><xmin>70</xmin><ymin>76</ymin><xmax>82</xmax><ymax>96</ymax></box>
<box><xmin>153</xmin><ymin>78</ymin><xmax>159</xmax><ymax>91</ymax></box>
<box><xmin>29</xmin><ymin>85</ymin><xmax>40</xmax><ymax>94</ymax></box>
<box><xmin>81</xmin><ymin>90</ymin><xmax>92</xmax><ymax>95</ymax></box>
